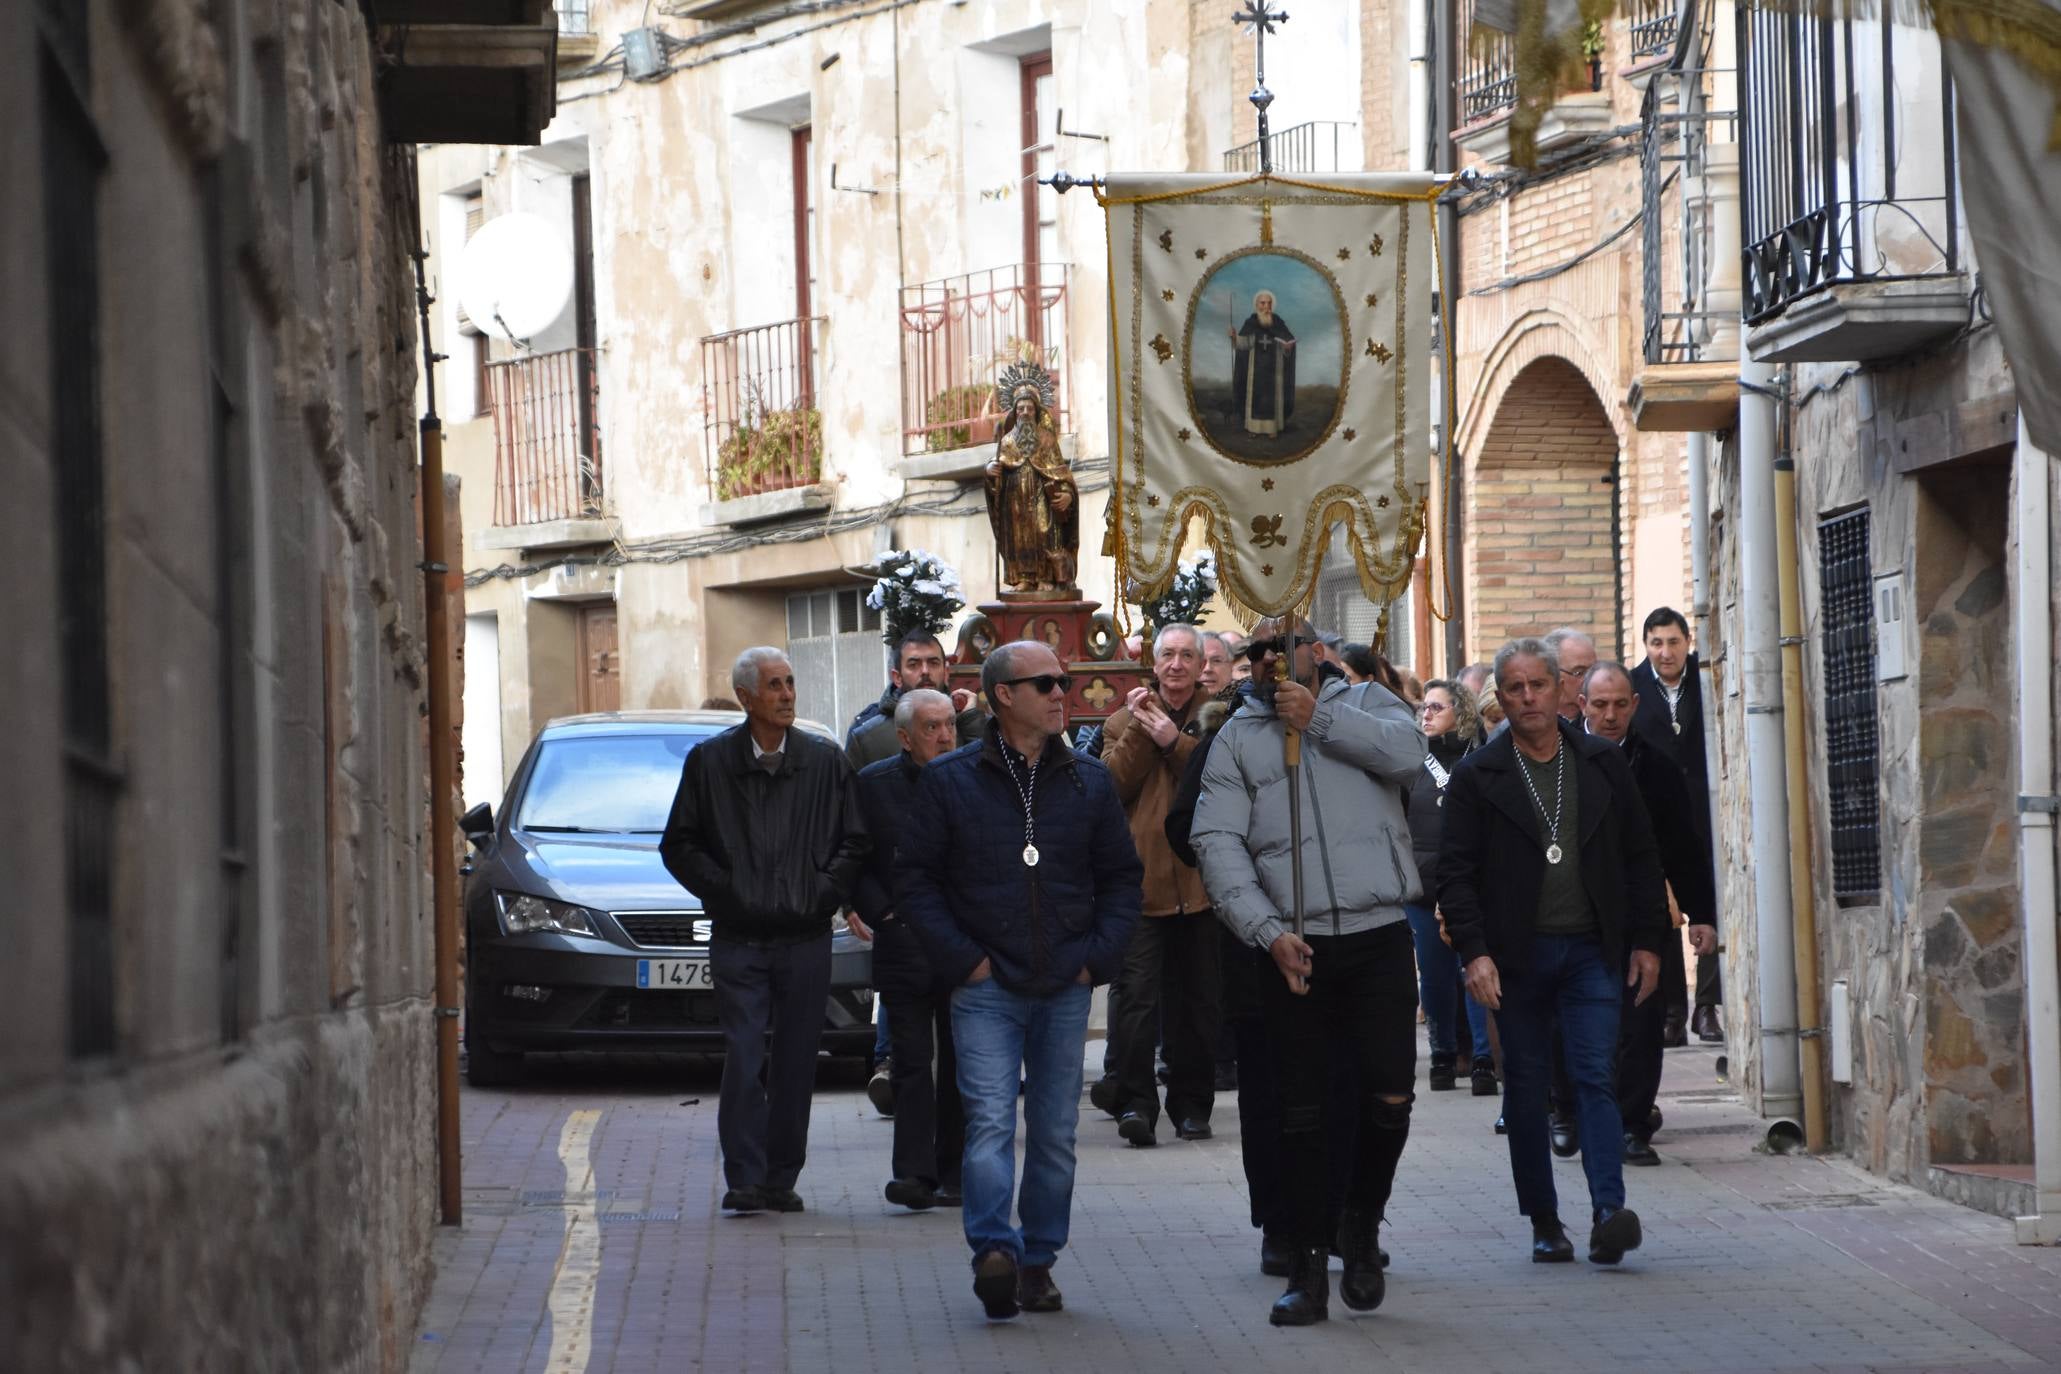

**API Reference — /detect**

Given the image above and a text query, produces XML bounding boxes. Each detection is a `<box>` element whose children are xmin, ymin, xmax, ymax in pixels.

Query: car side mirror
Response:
<box><xmin>460</xmin><ymin>801</ymin><xmax>494</xmax><ymax>851</ymax></box>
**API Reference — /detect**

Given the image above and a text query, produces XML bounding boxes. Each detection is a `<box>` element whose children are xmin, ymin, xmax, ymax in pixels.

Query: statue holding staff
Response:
<box><xmin>984</xmin><ymin>360</ymin><xmax>1078</xmax><ymax>593</ymax></box>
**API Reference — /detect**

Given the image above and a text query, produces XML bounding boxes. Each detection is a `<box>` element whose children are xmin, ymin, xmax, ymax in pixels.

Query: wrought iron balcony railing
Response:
<box><xmin>1739</xmin><ymin>5</ymin><xmax>1962</xmax><ymax>323</ymax></box>
<box><xmin>1642</xmin><ymin>88</ymin><xmax>1740</xmax><ymax>366</ymax></box>
<box><xmin>899</xmin><ymin>264</ymin><xmax>1069</xmax><ymax>457</ymax></box>
<box><xmin>1627</xmin><ymin>0</ymin><xmax>1683</xmax><ymax>64</ymax></box>
<box><xmin>700</xmin><ymin>316</ymin><xmax>825</xmax><ymax>501</ymax></box>
<box><xmin>1222</xmin><ymin>121</ymin><xmax>1360</xmax><ymax>174</ymax></box>
<box><xmin>487</xmin><ymin>346</ymin><xmax>603</xmax><ymax>526</ymax></box>
<box><xmin>1459</xmin><ymin>0</ymin><xmax>1517</xmax><ymax>125</ymax></box>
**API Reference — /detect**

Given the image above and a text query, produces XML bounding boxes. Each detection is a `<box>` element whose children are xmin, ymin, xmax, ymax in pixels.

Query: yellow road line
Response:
<box><xmin>544</xmin><ymin>1108</ymin><xmax>603</xmax><ymax>1373</ymax></box>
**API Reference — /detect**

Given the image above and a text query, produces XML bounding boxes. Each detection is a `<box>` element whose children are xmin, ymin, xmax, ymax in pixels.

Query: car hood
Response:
<box><xmin>501</xmin><ymin>832</ymin><xmax>699</xmax><ymax>912</ymax></box>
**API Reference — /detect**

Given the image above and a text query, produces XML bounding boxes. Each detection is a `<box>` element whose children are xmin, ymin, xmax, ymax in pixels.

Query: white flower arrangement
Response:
<box><xmin>1139</xmin><ymin>550</ymin><xmax>1219</xmax><ymax>632</ymax></box>
<box><xmin>868</xmin><ymin>549</ymin><xmax>966</xmax><ymax>644</ymax></box>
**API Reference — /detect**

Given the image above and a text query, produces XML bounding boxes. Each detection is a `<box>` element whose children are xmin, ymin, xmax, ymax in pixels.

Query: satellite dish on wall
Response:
<box><xmin>455</xmin><ymin>212</ymin><xmax>574</xmax><ymax>344</ymax></box>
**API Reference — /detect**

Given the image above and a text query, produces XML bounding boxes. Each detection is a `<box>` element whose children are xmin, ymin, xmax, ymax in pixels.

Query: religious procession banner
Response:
<box><xmin>1099</xmin><ymin>173</ymin><xmax>1442</xmax><ymax>621</ymax></box>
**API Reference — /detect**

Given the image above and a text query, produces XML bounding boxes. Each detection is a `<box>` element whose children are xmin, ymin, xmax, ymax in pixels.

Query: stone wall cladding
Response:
<box><xmin>0</xmin><ymin>0</ymin><xmax>436</xmax><ymax>1367</ymax></box>
<box><xmin>1705</xmin><ymin>326</ymin><xmax>2030</xmax><ymax>1187</ymax></box>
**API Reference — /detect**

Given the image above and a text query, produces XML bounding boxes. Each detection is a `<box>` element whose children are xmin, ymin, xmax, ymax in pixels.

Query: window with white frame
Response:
<box><xmin>1313</xmin><ymin>543</ymin><xmax>1414</xmax><ymax>670</ymax></box>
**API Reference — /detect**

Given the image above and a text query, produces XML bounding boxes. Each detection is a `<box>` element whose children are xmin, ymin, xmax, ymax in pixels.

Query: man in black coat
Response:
<box><xmin>1629</xmin><ymin>606</ymin><xmax>1723</xmax><ymax>1041</ymax></box>
<box><xmin>853</xmin><ymin>688</ymin><xmax>966</xmax><ymax>1212</ymax></box>
<box><xmin>898</xmin><ymin>640</ymin><xmax>1141</xmax><ymax>1321</ymax></box>
<box><xmin>1439</xmin><ymin>638</ymin><xmax>1668</xmax><ymax>1268</ymax></box>
<box><xmin>660</xmin><ymin>647</ymin><xmax>870</xmax><ymax>1217</ymax></box>
<box><xmin>1579</xmin><ymin>663</ymin><xmax>1719</xmax><ymax>1165</ymax></box>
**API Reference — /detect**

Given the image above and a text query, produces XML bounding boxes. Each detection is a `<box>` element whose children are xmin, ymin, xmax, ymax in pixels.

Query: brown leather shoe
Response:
<box><xmin>1017</xmin><ymin>1263</ymin><xmax>1063</xmax><ymax>1313</ymax></box>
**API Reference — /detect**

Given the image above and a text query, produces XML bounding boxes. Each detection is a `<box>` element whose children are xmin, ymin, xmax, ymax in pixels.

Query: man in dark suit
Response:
<box><xmin>1439</xmin><ymin>638</ymin><xmax>1670</xmax><ymax>1267</ymax></box>
<box><xmin>1628</xmin><ymin>607</ymin><xmax>1723</xmax><ymax>1042</ymax></box>
<box><xmin>1580</xmin><ymin>663</ymin><xmax>1719</xmax><ymax>1165</ymax></box>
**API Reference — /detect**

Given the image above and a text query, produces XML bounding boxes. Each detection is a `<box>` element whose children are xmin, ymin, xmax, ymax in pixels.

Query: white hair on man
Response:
<box><xmin>1542</xmin><ymin>626</ymin><xmax>1597</xmax><ymax>657</ymax></box>
<box><xmin>1493</xmin><ymin>636</ymin><xmax>1561</xmax><ymax>688</ymax></box>
<box><xmin>893</xmin><ymin>687</ymin><xmax>953</xmax><ymax>732</ymax></box>
<box><xmin>731</xmin><ymin>645</ymin><xmax>790</xmax><ymax>698</ymax></box>
<box><xmin>1152</xmin><ymin>622</ymin><xmax>1203</xmax><ymax>658</ymax></box>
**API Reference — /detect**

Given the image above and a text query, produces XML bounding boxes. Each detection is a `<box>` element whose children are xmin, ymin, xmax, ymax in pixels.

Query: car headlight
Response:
<box><xmin>495</xmin><ymin>891</ymin><xmax>601</xmax><ymax>937</ymax></box>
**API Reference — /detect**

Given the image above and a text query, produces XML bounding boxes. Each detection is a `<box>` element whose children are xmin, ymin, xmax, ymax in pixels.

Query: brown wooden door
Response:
<box><xmin>576</xmin><ymin>604</ymin><xmax>620</xmax><ymax>713</ymax></box>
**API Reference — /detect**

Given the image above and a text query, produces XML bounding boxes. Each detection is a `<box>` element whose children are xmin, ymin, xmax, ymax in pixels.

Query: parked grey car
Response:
<box><xmin>459</xmin><ymin>710</ymin><xmax>875</xmax><ymax>1085</ymax></box>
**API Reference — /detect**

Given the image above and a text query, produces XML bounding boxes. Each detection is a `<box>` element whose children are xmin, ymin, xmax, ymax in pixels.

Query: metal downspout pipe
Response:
<box><xmin>1737</xmin><ymin>358</ymin><xmax>1803</xmax><ymax>1128</ymax></box>
<box><xmin>1774</xmin><ymin>424</ymin><xmax>1828</xmax><ymax>1152</ymax></box>
<box><xmin>2012</xmin><ymin>419</ymin><xmax>2061</xmax><ymax>1244</ymax></box>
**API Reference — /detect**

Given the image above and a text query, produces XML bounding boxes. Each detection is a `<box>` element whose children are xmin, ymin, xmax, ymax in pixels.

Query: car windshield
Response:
<box><xmin>515</xmin><ymin>731</ymin><xmax>711</xmax><ymax>834</ymax></box>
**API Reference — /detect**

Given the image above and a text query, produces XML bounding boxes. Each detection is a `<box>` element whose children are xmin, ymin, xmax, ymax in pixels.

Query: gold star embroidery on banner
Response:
<box><xmin>1250</xmin><ymin>515</ymin><xmax>1287</xmax><ymax>548</ymax></box>
<box><xmin>1177</xmin><ymin>428</ymin><xmax>1192</xmax><ymax>442</ymax></box>
<box><xmin>1365</xmin><ymin>339</ymin><xmax>1392</xmax><ymax>364</ymax></box>
<box><xmin>1195</xmin><ymin>247</ymin><xmax>1208</xmax><ymax>260</ymax></box>
<box><xmin>1337</xmin><ymin>247</ymin><xmax>1352</xmax><ymax>261</ymax></box>
<box><xmin>1261</xmin><ymin>563</ymin><xmax>1274</xmax><ymax>577</ymax></box>
<box><xmin>1369</xmin><ymin>233</ymin><xmax>1384</xmax><ymax>256</ymax></box>
<box><xmin>1150</xmin><ymin>334</ymin><xmax>1174</xmax><ymax>363</ymax></box>
<box><xmin>1162</xmin><ymin>288</ymin><xmax>1176</xmax><ymax>302</ymax></box>
<box><xmin>1261</xmin><ymin>478</ymin><xmax>1274</xmax><ymax>491</ymax></box>
<box><xmin>1147</xmin><ymin>494</ymin><xmax>1161</xmax><ymax>506</ymax></box>
<box><xmin>1343</xmin><ymin>427</ymin><xmax>1357</xmax><ymax>441</ymax></box>
<box><xmin>1364</xmin><ymin>292</ymin><xmax>1378</xmax><ymax>308</ymax></box>
<box><xmin>1159</xmin><ymin>228</ymin><xmax>1174</xmax><ymax>253</ymax></box>
<box><xmin>1377</xmin><ymin>495</ymin><xmax>1391</xmax><ymax>508</ymax></box>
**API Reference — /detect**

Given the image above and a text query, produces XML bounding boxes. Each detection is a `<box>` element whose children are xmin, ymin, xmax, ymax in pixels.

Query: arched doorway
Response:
<box><xmin>1468</xmin><ymin>356</ymin><xmax>1623</xmax><ymax>652</ymax></box>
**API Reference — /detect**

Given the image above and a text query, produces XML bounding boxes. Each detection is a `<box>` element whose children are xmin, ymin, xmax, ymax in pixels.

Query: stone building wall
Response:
<box><xmin>0</xmin><ymin>2</ymin><xmax>437</xmax><ymax>1368</ymax></box>
<box><xmin>1704</xmin><ymin>324</ymin><xmax>2031</xmax><ymax>1183</ymax></box>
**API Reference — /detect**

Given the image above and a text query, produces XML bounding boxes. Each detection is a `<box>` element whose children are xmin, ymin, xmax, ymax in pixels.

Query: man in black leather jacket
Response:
<box><xmin>661</xmin><ymin>647</ymin><xmax>870</xmax><ymax>1217</ymax></box>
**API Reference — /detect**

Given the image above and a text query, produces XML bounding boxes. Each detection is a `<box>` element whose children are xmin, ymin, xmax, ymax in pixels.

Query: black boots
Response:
<box><xmin>1428</xmin><ymin>1053</ymin><xmax>1458</xmax><ymax>1092</ymax></box>
<box><xmin>1337</xmin><ymin>1209</ymin><xmax>1386</xmax><ymax>1312</ymax></box>
<box><xmin>1531</xmin><ymin>1213</ymin><xmax>1575</xmax><ymax>1263</ymax></box>
<box><xmin>1269</xmin><ymin>1247</ymin><xmax>1331</xmax><ymax>1326</ymax></box>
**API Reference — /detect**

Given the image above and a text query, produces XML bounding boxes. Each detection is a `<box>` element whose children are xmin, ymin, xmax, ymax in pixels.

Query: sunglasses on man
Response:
<box><xmin>1243</xmin><ymin>637</ymin><xmax>1307</xmax><ymax>662</ymax></box>
<box><xmin>999</xmin><ymin>673</ymin><xmax>1073</xmax><ymax>695</ymax></box>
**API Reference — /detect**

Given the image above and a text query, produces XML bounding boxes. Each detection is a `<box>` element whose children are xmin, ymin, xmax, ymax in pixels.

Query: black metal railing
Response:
<box><xmin>1459</xmin><ymin>0</ymin><xmax>1518</xmax><ymax>124</ymax></box>
<box><xmin>1222</xmin><ymin>120</ymin><xmax>1359</xmax><ymax>174</ymax></box>
<box><xmin>1739</xmin><ymin>6</ymin><xmax>1962</xmax><ymax>322</ymax></box>
<box><xmin>1641</xmin><ymin>85</ymin><xmax>1739</xmax><ymax>366</ymax></box>
<box><xmin>1628</xmin><ymin>0</ymin><xmax>1683</xmax><ymax>64</ymax></box>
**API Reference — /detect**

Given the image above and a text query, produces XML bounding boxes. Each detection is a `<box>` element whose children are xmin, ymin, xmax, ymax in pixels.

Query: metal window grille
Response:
<box><xmin>1627</xmin><ymin>0</ymin><xmax>1682</xmax><ymax>63</ymax></box>
<box><xmin>1458</xmin><ymin>0</ymin><xmax>1517</xmax><ymax>125</ymax></box>
<box><xmin>1819</xmin><ymin>510</ymin><xmax>1882</xmax><ymax>901</ymax></box>
<box><xmin>1222</xmin><ymin>121</ymin><xmax>1359</xmax><ymax>174</ymax></box>
<box><xmin>42</xmin><ymin>27</ymin><xmax>117</xmax><ymax>1057</ymax></box>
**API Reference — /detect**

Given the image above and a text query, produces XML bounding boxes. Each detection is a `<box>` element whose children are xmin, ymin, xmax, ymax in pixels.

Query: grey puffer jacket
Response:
<box><xmin>1192</xmin><ymin>675</ymin><xmax>1427</xmax><ymax>950</ymax></box>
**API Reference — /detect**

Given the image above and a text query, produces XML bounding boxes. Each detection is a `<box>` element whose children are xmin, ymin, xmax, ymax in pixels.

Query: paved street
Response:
<box><xmin>412</xmin><ymin>1037</ymin><xmax>2061</xmax><ymax>1374</ymax></box>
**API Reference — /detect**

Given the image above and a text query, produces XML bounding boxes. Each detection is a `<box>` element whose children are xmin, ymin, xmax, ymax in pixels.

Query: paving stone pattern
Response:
<box><xmin>412</xmin><ymin>1042</ymin><xmax>2061</xmax><ymax>1374</ymax></box>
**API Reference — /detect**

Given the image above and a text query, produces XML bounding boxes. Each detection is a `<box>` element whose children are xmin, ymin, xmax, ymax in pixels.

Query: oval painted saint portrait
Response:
<box><xmin>1184</xmin><ymin>248</ymin><xmax>1348</xmax><ymax>465</ymax></box>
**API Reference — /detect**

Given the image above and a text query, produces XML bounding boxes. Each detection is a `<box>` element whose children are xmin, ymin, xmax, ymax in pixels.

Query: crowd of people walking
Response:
<box><xmin>657</xmin><ymin>605</ymin><xmax>1726</xmax><ymax>1325</ymax></box>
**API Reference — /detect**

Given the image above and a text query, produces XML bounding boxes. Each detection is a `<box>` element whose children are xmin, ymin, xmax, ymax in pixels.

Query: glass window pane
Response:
<box><xmin>838</xmin><ymin>588</ymin><xmax>858</xmax><ymax>633</ymax></box>
<box><xmin>516</xmin><ymin>731</ymin><xmax>709</xmax><ymax>833</ymax></box>
<box><xmin>811</xmin><ymin>590</ymin><xmax>833</xmax><ymax>636</ymax></box>
<box><xmin>787</xmin><ymin>594</ymin><xmax>808</xmax><ymax>638</ymax></box>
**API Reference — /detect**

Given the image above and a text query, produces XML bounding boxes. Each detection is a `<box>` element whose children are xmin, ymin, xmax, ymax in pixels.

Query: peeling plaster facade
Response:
<box><xmin>416</xmin><ymin>0</ymin><xmax>1381</xmax><ymax>791</ymax></box>
<box><xmin>2</xmin><ymin>0</ymin><xmax>438</xmax><ymax>1369</ymax></box>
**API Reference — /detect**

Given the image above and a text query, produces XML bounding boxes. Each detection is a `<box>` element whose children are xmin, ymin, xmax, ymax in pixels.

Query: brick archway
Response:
<box><xmin>1467</xmin><ymin>356</ymin><xmax>1622</xmax><ymax>654</ymax></box>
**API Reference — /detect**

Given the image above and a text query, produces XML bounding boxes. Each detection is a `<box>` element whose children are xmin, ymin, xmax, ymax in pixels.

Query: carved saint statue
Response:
<box><xmin>984</xmin><ymin>360</ymin><xmax>1078</xmax><ymax>593</ymax></box>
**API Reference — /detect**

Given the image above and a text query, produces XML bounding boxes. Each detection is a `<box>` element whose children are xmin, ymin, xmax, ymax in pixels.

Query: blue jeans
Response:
<box><xmin>1405</xmin><ymin>904</ymin><xmax>1491</xmax><ymax>1060</ymax></box>
<box><xmin>873</xmin><ymin>998</ymin><xmax>891</xmax><ymax>1065</ymax></box>
<box><xmin>951</xmin><ymin>977</ymin><xmax>1093</xmax><ymax>1268</ymax></box>
<box><xmin>1493</xmin><ymin>935</ymin><xmax>1625</xmax><ymax>1220</ymax></box>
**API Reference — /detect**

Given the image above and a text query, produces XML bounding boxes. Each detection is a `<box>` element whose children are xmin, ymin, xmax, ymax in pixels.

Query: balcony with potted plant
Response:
<box><xmin>699</xmin><ymin>316</ymin><xmax>831</xmax><ymax>525</ymax></box>
<box><xmin>896</xmin><ymin>264</ymin><xmax>1072</xmax><ymax>482</ymax></box>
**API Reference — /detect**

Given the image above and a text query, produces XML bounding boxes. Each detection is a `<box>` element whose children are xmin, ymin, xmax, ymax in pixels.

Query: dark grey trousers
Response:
<box><xmin>711</xmin><ymin>932</ymin><xmax>832</xmax><ymax>1192</ymax></box>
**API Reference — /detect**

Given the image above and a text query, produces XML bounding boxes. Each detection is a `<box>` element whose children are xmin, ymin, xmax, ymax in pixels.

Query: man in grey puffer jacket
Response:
<box><xmin>1191</xmin><ymin>617</ymin><xmax>1426</xmax><ymax>1327</ymax></box>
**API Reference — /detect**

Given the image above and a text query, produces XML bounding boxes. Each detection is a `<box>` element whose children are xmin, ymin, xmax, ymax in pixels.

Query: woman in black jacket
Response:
<box><xmin>1405</xmin><ymin>679</ymin><xmax>1494</xmax><ymax>1095</ymax></box>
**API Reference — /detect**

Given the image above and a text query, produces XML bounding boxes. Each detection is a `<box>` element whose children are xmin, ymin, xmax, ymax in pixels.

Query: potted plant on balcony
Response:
<box><xmin>716</xmin><ymin>396</ymin><xmax>823</xmax><ymax>501</ymax></box>
<box><xmin>923</xmin><ymin>382</ymin><xmax>998</xmax><ymax>452</ymax></box>
<box><xmin>1580</xmin><ymin>21</ymin><xmax>1605</xmax><ymax>91</ymax></box>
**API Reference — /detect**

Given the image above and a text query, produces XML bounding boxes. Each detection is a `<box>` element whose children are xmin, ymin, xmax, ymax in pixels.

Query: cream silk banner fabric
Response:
<box><xmin>1100</xmin><ymin>173</ymin><xmax>1441</xmax><ymax>619</ymax></box>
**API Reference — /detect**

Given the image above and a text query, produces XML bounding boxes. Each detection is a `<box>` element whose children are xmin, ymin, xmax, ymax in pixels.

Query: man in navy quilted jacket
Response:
<box><xmin>898</xmin><ymin>639</ymin><xmax>1143</xmax><ymax>1322</ymax></box>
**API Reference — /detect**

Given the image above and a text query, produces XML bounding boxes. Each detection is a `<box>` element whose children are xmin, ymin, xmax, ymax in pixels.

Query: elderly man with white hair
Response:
<box><xmin>660</xmin><ymin>646</ymin><xmax>870</xmax><ymax>1217</ymax></box>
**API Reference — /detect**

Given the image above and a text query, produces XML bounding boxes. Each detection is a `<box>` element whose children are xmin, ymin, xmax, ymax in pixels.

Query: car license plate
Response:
<box><xmin>635</xmin><ymin>958</ymin><xmax>713</xmax><ymax>990</ymax></box>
